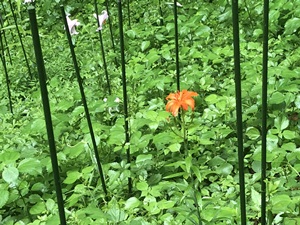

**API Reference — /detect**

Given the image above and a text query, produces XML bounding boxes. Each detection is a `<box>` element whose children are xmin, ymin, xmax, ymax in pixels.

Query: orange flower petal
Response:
<box><xmin>165</xmin><ymin>90</ymin><xmax>198</xmax><ymax>116</ymax></box>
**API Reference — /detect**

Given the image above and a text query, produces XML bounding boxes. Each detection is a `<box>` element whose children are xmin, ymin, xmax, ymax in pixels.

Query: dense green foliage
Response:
<box><xmin>1</xmin><ymin>0</ymin><xmax>300</xmax><ymax>224</ymax></box>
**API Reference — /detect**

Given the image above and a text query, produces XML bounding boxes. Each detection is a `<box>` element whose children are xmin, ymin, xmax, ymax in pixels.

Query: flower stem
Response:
<box><xmin>181</xmin><ymin>111</ymin><xmax>202</xmax><ymax>224</ymax></box>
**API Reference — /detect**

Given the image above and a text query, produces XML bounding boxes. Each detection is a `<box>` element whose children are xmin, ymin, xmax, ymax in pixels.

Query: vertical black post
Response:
<box><xmin>8</xmin><ymin>0</ymin><xmax>32</xmax><ymax>79</ymax></box>
<box><xmin>28</xmin><ymin>6</ymin><xmax>66</xmax><ymax>225</ymax></box>
<box><xmin>261</xmin><ymin>0</ymin><xmax>269</xmax><ymax>224</ymax></box>
<box><xmin>1</xmin><ymin>1</ymin><xmax>16</xmax><ymax>47</ymax></box>
<box><xmin>0</xmin><ymin>13</ymin><xmax>13</xmax><ymax>65</ymax></box>
<box><xmin>173</xmin><ymin>0</ymin><xmax>180</xmax><ymax>91</ymax></box>
<box><xmin>117</xmin><ymin>0</ymin><xmax>132</xmax><ymax>194</ymax></box>
<box><xmin>105</xmin><ymin>0</ymin><xmax>118</xmax><ymax>66</ymax></box>
<box><xmin>232</xmin><ymin>1</ymin><xmax>246</xmax><ymax>224</ymax></box>
<box><xmin>158</xmin><ymin>0</ymin><xmax>164</xmax><ymax>26</ymax></box>
<box><xmin>94</xmin><ymin>0</ymin><xmax>111</xmax><ymax>95</ymax></box>
<box><xmin>61</xmin><ymin>6</ymin><xmax>107</xmax><ymax>195</ymax></box>
<box><xmin>127</xmin><ymin>0</ymin><xmax>131</xmax><ymax>28</ymax></box>
<box><xmin>0</xmin><ymin>30</ymin><xmax>13</xmax><ymax>113</ymax></box>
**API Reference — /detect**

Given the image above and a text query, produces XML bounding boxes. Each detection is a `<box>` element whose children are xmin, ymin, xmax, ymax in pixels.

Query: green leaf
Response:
<box><xmin>205</xmin><ymin>94</ymin><xmax>219</xmax><ymax>104</ymax></box>
<box><xmin>18</xmin><ymin>158</ymin><xmax>42</xmax><ymax>175</ymax></box>
<box><xmin>2</xmin><ymin>166</ymin><xmax>19</xmax><ymax>184</ymax></box>
<box><xmin>163</xmin><ymin>172</ymin><xmax>186</xmax><ymax>179</ymax></box>
<box><xmin>30</xmin><ymin>202</ymin><xmax>46</xmax><ymax>215</ymax></box>
<box><xmin>157</xmin><ymin>199</ymin><xmax>175</xmax><ymax>210</ymax></box>
<box><xmin>0</xmin><ymin>190</ymin><xmax>9</xmax><ymax>208</ymax></box>
<box><xmin>63</xmin><ymin>171</ymin><xmax>81</xmax><ymax>184</ymax></box>
<box><xmin>136</xmin><ymin>181</ymin><xmax>148</xmax><ymax>191</ymax></box>
<box><xmin>251</xmin><ymin>188</ymin><xmax>261</xmax><ymax>211</ymax></box>
<box><xmin>107</xmin><ymin>208</ymin><xmax>127</xmax><ymax>222</ymax></box>
<box><xmin>185</xmin><ymin>156</ymin><xmax>192</xmax><ymax>173</ymax></box>
<box><xmin>145</xmin><ymin>50</ymin><xmax>160</xmax><ymax>65</ymax></box>
<box><xmin>269</xmin><ymin>92</ymin><xmax>285</xmax><ymax>105</ymax></box>
<box><xmin>246</xmin><ymin>127</ymin><xmax>260</xmax><ymax>140</ymax></box>
<box><xmin>271</xmin><ymin>194</ymin><xmax>292</xmax><ymax>213</ymax></box>
<box><xmin>167</xmin><ymin>143</ymin><xmax>181</xmax><ymax>153</ymax></box>
<box><xmin>192</xmin><ymin>166</ymin><xmax>202</xmax><ymax>182</ymax></box>
<box><xmin>30</xmin><ymin>118</ymin><xmax>46</xmax><ymax>133</ymax></box>
<box><xmin>284</xmin><ymin>17</ymin><xmax>300</xmax><ymax>35</ymax></box>
<box><xmin>126</xmin><ymin>29</ymin><xmax>136</xmax><ymax>38</ymax></box>
<box><xmin>125</xmin><ymin>197</ymin><xmax>141</xmax><ymax>210</ymax></box>
<box><xmin>64</xmin><ymin>141</ymin><xmax>85</xmax><ymax>158</ymax></box>
<box><xmin>136</xmin><ymin>154</ymin><xmax>152</xmax><ymax>164</ymax></box>
<box><xmin>141</xmin><ymin>41</ymin><xmax>150</xmax><ymax>52</ymax></box>
<box><xmin>282</xmin><ymin>130</ymin><xmax>296</xmax><ymax>139</ymax></box>
<box><xmin>0</xmin><ymin>151</ymin><xmax>20</xmax><ymax>163</ymax></box>
<box><xmin>217</xmin><ymin>163</ymin><xmax>233</xmax><ymax>176</ymax></box>
<box><xmin>295</xmin><ymin>95</ymin><xmax>300</xmax><ymax>109</ymax></box>
<box><xmin>46</xmin><ymin>199</ymin><xmax>56</xmax><ymax>211</ymax></box>
<box><xmin>274</xmin><ymin>116</ymin><xmax>289</xmax><ymax>131</ymax></box>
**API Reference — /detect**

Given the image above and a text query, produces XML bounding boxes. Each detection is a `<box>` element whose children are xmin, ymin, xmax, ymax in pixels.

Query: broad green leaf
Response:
<box><xmin>216</xmin><ymin>206</ymin><xmax>237</xmax><ymax>219</ymax></box>
<box><xmin>126</xmin><ymin>29</ymin><xmax>136</xmax><ymax>38</ymax></box>
<box><xmin>295</xmin><ymin>95</ymin><xmax>300</xmax><ymax>109</ymax></box>
<box><xmin>199</xmin><ymin>139</ymin><xmax>213</xmax><ymax>145</ymax></box>
<box><xmin>217</xmin><ymin>163</ymin><xmax>233</xmax><ymax>176</ymax></box>
<box><xmin>271</xmin><ymin>194</ymin><xmax>292</xmax><ymax>213</ymax></box>
<box><xmin>0</xmin><ymin>151</ymin><xmax>20</xmax><ymax>163</ymax></box>
<box><xmin>274</xmin><ymin>116</ymin><xmax>289</xmax><ymax>131</ymax></box>
<box><xmin>108</xmin><ymin>123</ymin><xmax>125</xmax><ymax>145</ymax></box>
<box><xmin>282</xmin><ymin>130</ymin><xmax>296</xmax><ymax>139</ymax></box>
<box><xmin>72</xmin><ymin>106</ymin><xmax>84</xmax><ymax>117</ymax></box>
<box><xmin>2</xmin><ymin>167</ymin><xmax>19</xmax><ymax>184</ymax></box>
<box><xmin>30</xmin><ymin>118</ymin><xmax>46</xmax><ymax>133</ymax></box>
<box><xmin>246</xmin><ymin>127</ymin><xmax>260</xmax><ymax>140</ymax></box>
<box><xmin>46</xmin><ymin>199</ymin><xmax>56</xmax><ymax>211</ymax></box>
<box><xmin>0</xmin><ymin>190</ymin><xmax>9</xmax><ymax>208</ymax></box>
<box><xmin>192</xmin><ymin>166</ymin><xmax>202</xmax><ymax>182</ymax></box>
<box><xmin>125</xmin><ymin>197</ymin><xmax>141</xmax><ymax>210</ymax></box>
<box><xmin>167</xmin><ymin>143</ymin><xmax>181</xmax><ymax>153</ymax></box>
<box><xmin>284</xmin><ymin>17</ymin><xmax>300</xmax><ymax>35</ymax></box>
<box><xmin>63</xmin><ymin>171</ymin><xmax>81</xmax><ymax>184</ymax></box>
<box><xmin>141</xmin><ymin>41</ymin><xmax>150</xmax><ymax>52</ymax></box>
<box><xmin>195</xmin><ymin>25</ymin><xmax>211</xmax><ymax>37</ymax></box>
<box><xmin>64</xmin><ymin>141</ymin><xmax>85</xmax><ymax>158</ymax></box>
<box><xmin>18</xmin><ymin>158</ymin><xmax>42</xmax><ymax>175</ymax></box>
<box><xmin>107</xmin><ymin>208</ymin><xmax>127</xmax><ymax>222</ymax></box>
<box><xmin>251</xmin><ymin>188</ymin><xmax>261</xmax><ymax>211</ymax></box>
<box><xmin>31</xmin><ymin>182</ymin><xmax>47</xmax><ymax>192</ymax></box>
<box><xmin>163</xmin><ymin>172</ymin><xmax>186</xmax><ymax>179</ymax></box>
<box><xmin>136</xmin><ymin>181</ymin><xmax>148</xmax><ymax>191</ymax></box>
<box><xmin>185</xmin><ymin>155</ymin><xmax>192</xmax><ymax>173</ymax></box>
<box><xmin>205</xmin><ymin>94</ymin><xmax>219</xmax><ymax>104</ymax></box>
<box><xmin>269</xmin><ymin>92</ymin><xmax>285</xmax><ymax>104</ymax></box>
<box><xmin>30</xmin><ymin>202</ymin><xmax>46</xmax><ymax>215</ymax></box>
<box><xmin>155</xmin><ymin>34</ymin><xmax>165</xmax><ymax>41</ymax></box>
<box><xmin>145</xmin><ymin>50</ymin><xmax>160</xmax><ymax>65</ymax></box>
<box><xmin>157</xmin><ymin>199</ymin><xmax>175</xmax><ymax>210</ymax></box>
<box><xmin>136</xmin><ymin>154</ymin><xmax>152</xmax><ymax>164</ymax></box>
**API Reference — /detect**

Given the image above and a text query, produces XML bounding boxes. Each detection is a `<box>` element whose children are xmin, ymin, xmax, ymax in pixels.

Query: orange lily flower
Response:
<box><xmin>166</xmin><ymin>90</ymin><xmax>198</xmax><ymax>116</ymax></box>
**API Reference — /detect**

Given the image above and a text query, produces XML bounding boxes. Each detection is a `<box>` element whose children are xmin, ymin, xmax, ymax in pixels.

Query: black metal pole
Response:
<box><xmin>232</xmin><ymin>0</ymin><xmax>246</xmax><ymax>224</ymax></box>
<box><xmin>173</xmin><ymin>0</ymin><xmax>180</xmax><ymax>91</ymax></box>
<box><xmin>127</xmin><ymin>0</ymin><xmax>131</xmax><ymax>28</ymax></box>
<box><xmin>28</xmin><ymin>6</ymin><xmax>66</xmax><ymax>225</ymax></box>
<box><xmin>0</xmin><ymin>13</ymin><xmax>13</xmax><ymax>65</ymax></box>
<box><xmin>9</xmin><ymin>0</ymin><xmax>32</xmax><ymax>79</ymax></box>
<box><xmin>105</xmin><ymin>0</ymin><xmax>118</xmax><ymax>66</ymax></box>
<box><xmin>94</xmin><ymin>0</ymin><xmax>111</xmax><ymax>95</ymax></box>
<box><xmin>61</xmin><ymin>6</ymin><xmax>107</xmax><ymax>195</ymax></box>
<box><xmin>261</xmin><ymin>0</ymin><xmax>269</xmax><ymax>224</ymax></box>
<box><xmin>0</xmin><ymin>30</ymin><xmax>13</xmax><ymax>113</ymax></box>
<box><xmin>117</xmin><ymin>0</ymin><xmax>132</xmax><ymax>194</ymax></box>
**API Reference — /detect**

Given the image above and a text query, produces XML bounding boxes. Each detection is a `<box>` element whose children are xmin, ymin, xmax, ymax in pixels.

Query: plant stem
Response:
<box><xmin>181</xmin><ymin>112</ymin><xmax>202</xmax><ymax>225</ymax></box>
